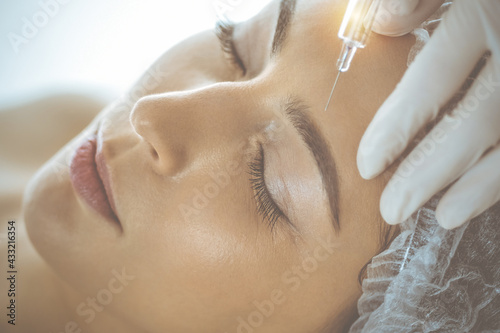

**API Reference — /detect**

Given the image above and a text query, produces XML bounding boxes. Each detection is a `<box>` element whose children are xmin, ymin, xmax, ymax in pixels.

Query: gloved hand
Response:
<box><xmin>358</xmin><ymin>0</ymin><xmax>500</xmax><ymax>229</ymax></box>
<box><xmin>371</xmin><ymin>0</ymin><xmax>445</xmax><ymax>37</ymax></box>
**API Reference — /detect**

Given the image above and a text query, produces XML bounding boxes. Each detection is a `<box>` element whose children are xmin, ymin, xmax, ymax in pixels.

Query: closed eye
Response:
<box><xmin>248</xmin><ymin>144</ymin><xmax>292</xmax><ymax>232</ymax></box>
<box><xmin>215</xmin><ymin>20</ymin><xmax>247</xmax><ymax>75</ymax></box>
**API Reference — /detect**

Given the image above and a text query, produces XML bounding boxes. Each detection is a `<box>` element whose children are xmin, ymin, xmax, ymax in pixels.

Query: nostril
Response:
<box><xmin>150</xmin><ymin>146</ymin><xmax>188</xmax><ymax>176</ymax></box>
<box><xmin>150</xmin><ymin>146</ymin><xmax>159</xmax><ymax>160</ymax></box>
<box><xmin>128</xmin><ymin>95</ymin><xmax>188</xmax><ymax>175</ymax></box>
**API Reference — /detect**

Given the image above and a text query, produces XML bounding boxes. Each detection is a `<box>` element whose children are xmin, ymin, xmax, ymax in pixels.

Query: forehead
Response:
<box><xmin>294</xmin><ymin>0</ymin><xmax>344</xmax><ymax>33</ymax></box>
<box><xmin>272</xmin><ymin>0</ymin><xmax>344</xmax><ymax>69</ymax></box>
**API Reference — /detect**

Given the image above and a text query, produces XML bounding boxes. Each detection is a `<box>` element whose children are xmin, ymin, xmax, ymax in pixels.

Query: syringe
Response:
<box><xmin>325</xmin><ymin>0</ymin><xmax>382</xmax><ymax>111</ymax></box>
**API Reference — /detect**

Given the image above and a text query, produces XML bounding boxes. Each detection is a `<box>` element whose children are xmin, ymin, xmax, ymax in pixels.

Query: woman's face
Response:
<box><xmin>24</xmin><ymin>0</ymin><xmax>414</xmax><ymax>332</ymax></box>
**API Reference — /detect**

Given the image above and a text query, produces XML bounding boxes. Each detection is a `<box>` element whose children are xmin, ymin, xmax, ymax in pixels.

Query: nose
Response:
<box><xmin>130</xmin><ymin>83</ymin><xmax>262</xmax><ymax>175</ymax></box>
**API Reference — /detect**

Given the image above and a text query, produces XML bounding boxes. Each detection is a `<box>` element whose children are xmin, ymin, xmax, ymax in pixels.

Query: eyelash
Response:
<box><xmin>215</xmin><ymin>20</ymin><xmax>247</xmax><ymax>75</ymax></box>
<box><xmin>248</xmin><ymin>145</ymin><xmax>287</xmax><ymax>231</ymax></box>
<box><xmin>216</xmin><ymin>22</ymin><xmax>286</xmax><ymax>231</ymax></box>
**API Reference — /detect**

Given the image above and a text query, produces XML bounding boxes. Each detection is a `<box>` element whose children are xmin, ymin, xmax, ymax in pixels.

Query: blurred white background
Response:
<box><xmin>0</xmin><ymin>0</ymin><xmax>272</xmax><ymax>107</ymax></box>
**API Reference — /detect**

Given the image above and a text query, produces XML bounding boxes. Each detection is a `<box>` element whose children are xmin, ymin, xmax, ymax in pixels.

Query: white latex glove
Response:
<box><xmin>371</xmin><ymin>0</ymin><xmax>445</xmax><ymax>37</ymax></box>
<box><xmin>358</xmin><ymin>0</ymin><xmax>500</xmax><ymax>229</ymax></box>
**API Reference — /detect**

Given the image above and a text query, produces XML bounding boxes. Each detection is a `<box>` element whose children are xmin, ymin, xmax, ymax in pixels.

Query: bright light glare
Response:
<box><xmin>0</xmin><ymin>0</ymin><xmax>272</xmax><ymax>104</ymax></box>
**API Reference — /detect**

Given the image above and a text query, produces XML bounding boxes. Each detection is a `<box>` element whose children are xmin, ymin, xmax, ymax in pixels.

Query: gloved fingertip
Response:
<box><xmin>380</xmin><ymin>0</ymin><xmax>419</xmax><ymax>17</ymax></box>
<box><xmin>380</xmin><ymin>204</ymin><xmax>404</xmax><ymax>225</ymax></box>
<box><xmin>435</xmin><ymin>205</ymin><xmax>466</xmax><ymax>230</ymax></box>
<box><xmin>357</xmin><ymin>155</ymin><xmax>379</xmax><ymax>180</ymax></box>
<box><xmin>380</xmin><ymin>188</ymin><xmax>405</xmax><ymax>225</ymax></box>
<box><xmin>357</xmin><ymin>141</ymin><xmax>389</xmax><ymax>180</ymax></box>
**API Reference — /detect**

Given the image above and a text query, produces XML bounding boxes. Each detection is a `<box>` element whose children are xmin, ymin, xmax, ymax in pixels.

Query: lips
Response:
<box><xmin>70</xmin><ymin>134</ymin><xmax>121</xmax><ymax>227</ymax></box>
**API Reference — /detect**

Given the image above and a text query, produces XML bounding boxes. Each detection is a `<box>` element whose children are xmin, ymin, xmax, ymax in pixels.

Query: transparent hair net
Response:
<box><xmin>349</xmin><ymin>2</ymin><xmax>500</xmax><ymax>332</ymax></box>
<box><xmin>350</xmin><ymin>194</ymin><xmax>500</xmax><ymax>332</ymax></box>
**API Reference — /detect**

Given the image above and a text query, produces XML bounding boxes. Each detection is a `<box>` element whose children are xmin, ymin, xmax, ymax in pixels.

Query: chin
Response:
<box><xmin>23</xmin><ymin>149</ymin><xmax>82</xmax><ymax>264</ymax></box>
<box><xmin>24</xmin><ymin>150</ymin><xmax>75</xmax><ymax>242</ymax></box>
<box><xmin>23</xmin><ymin>143</ymin><xmax>121</xmax><ymax>289</ymax></box>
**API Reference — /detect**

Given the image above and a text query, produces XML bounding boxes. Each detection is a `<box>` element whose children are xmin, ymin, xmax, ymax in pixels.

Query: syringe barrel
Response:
<box><xmin>338</xmin><ymin>0</ymin><xmax>382</xmax><ymax>49</ymax></box>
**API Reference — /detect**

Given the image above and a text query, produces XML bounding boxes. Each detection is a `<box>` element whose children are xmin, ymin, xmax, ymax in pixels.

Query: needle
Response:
<box><xmin>324</xmin><ymin>70</ymin><xmax>341</xmax><ymax>112</ymax></box>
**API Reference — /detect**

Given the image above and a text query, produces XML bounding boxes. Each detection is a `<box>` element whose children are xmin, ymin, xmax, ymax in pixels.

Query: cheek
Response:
<box><xmin>121</xmin><ymin>168</ymin><xmax>294</xmax><ymax>291</ymax></box>
<box><xmin>118</xmin><ymin>178</ymin><xmax>308</xmax><ymax>329</ymax></box>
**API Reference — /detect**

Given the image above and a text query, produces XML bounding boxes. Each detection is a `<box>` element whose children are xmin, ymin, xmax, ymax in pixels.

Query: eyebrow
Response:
<box><xmin>283</xmin><ymin>98</ymin><xmax>341</xmax><ymax>232</ymax></box>
<box><xmin>271</xmin><ymin>0</ymin><xmax>297</xmax><ymax>55</ymax></box>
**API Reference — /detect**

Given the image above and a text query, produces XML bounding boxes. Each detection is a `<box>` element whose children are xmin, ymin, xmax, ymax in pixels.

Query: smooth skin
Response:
<box><xmin>7</xmin><ymin>0</ymin><xmax>415</xmax><ymax>332</ymax></box>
